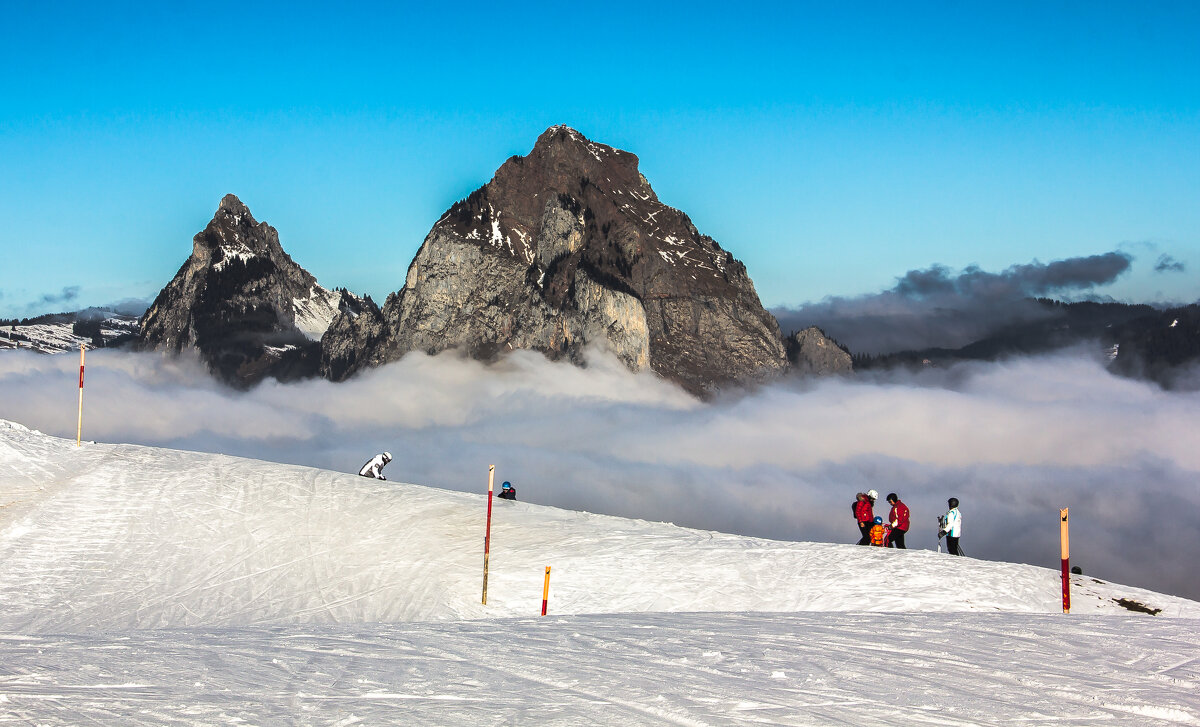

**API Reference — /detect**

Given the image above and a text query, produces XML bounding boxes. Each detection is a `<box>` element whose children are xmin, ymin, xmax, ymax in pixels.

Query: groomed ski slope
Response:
<box><xmin>1</xmin><ymin>419</ymin><xmax>1198</xmax><ymax>725</ymax></box>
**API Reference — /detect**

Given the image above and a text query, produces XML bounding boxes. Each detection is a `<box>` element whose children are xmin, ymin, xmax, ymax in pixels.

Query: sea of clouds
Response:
<box><xmin>1</xmin><ymin>345</ymin><xmax>1197</xmax><ymax>601</ymax></box>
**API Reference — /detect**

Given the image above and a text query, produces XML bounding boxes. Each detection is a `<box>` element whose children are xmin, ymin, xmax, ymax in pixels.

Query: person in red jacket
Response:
<box><xmin>886</xmin><ymin>492</ymin><xmax>910</xmax><ymax>549</ymax></box>
<box><xmin>854</xmin><ymin>490</ymin><xmax>877</xmax><ymax>545</ymax></box>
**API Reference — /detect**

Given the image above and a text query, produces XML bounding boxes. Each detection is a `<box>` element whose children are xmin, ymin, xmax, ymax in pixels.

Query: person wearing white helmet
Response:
<box><xmin>358</xmin><ymin>451</ymin><xmax>393</xmax><ymax>480</ymax></box>
<box><xmin>853</xmin><ymin>490</ymin><xmax>878</xmax><ymax>545</ymax></box>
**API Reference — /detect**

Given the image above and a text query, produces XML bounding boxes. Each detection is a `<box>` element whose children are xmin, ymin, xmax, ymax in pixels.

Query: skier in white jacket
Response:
<box><xmin>940</xmin><ymin>497</ymin><xmax>963</xmax><ymax>555</ymax></box>
<box><xmin>358</xmin><ymin>452</ymin><xmax>392</xmax><ymax>480</ymax></box>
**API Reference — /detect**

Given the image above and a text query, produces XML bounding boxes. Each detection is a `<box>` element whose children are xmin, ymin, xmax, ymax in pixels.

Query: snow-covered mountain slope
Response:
<box><xmin>2</xmin><ymin>419</ymin><xmax>1195</xmax><ymax>632</ymax></box>
<box><xmin>1</xmin><ymin>419</ymin><xmax>1198</xmax><ymax>725</ymax></box>
<box><xmin>290</xmin><ymin>283</ymin><xmax>344</xmax><ymax>341</ymax></box>
<box><xmin>0</xmin><ymin>314</ymin><xmax>138</xmax><ymax>353</ymax></box>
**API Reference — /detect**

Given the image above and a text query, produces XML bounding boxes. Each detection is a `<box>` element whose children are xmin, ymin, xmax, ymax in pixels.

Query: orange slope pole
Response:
<box><xmin>541</xmin><ymin>566</ymin><xmax>551</xmax><ymax>616</ymax></box>
<box><xmin>1060</xmin><ymin>508</ymin><xmax>1070</xmax><ymax>614</ymax></box>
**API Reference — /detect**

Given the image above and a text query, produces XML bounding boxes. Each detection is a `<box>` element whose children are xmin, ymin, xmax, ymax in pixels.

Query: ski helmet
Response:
<box><xmin>866</xmin><ymin>489</ymin><xmax>879</xmax><ymax>501</ymax></box>
<box><xmin>502</xmin><ymin>481</ymin><xmax>512</xmax><ymax>490</ymax></box>
<box><xmin>383</xmin><ymin>452</ymin><xmax>392</xmax><ymax>462</ymax></box>
<box><xmin>948</xmin><ymin>497</ymin><xmax>959</xmax><ymax>508</ymax></box>
<box><xmin>886</xmin><ymin>492</ymin><xmax>898</xmax><ymax>503</ymax></box>
<box><xmin>873</xmin><ymin>516</ymin><xmax>883</xmax><ymax>524</ymax></box>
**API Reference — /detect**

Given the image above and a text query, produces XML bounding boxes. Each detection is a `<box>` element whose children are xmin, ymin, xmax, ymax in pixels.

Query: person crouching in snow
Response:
<box><xmin>869</xmin><ymin>516</ymin><xmax>889</xmax><ymax>546</ymax></box>
<box><xmin>498</xmin><ymin>481</ymin><xmax>516</xmax><ymax>500</ymax></box>
<box><xmin>854</xmin><ymin>490</ymin><xmax>877</xmax><ymax>545</ymax></box>
<box><xmin>886</xmin><ymin>492</ymin><xmax>910</xmax><ymax>549</ymax></box>
<box><xmin>358</xmin><ymin>452</ymin><xmax>392</xmax><ymax>480</ymax></box>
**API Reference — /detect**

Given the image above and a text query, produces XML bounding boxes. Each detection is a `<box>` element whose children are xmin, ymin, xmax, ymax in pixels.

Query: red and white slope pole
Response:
<box><xmin>482</xmin><ymin>465</ymin><xmax>495</xmax><ymax>605</ymax></box>
<box><xmin>1060</xmin><ymin>508</ymin><xmax>1070</xmax><ymax>614</ymax></box>
<box><xmin>76</xmin><ymin>344</ymin><xmax>85</xmax><ymax>446</ymax></box>
<box><xmin>541</xmin><ymin>566</ymin><xmax>551</xmax><ymax>616</ymax></box>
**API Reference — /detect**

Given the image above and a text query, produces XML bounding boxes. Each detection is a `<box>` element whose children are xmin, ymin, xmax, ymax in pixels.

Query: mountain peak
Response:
<box><xmin>326</xmin><ymin>127</ymin><xmax>787</xmax><ymax>395</ymax></box>
<box><xmin>534</xmin><ymin>124</ymin><xmax>589</xmax><ymax>148</ymax></box>
<box><xmin>195</xmin><ymin>195</ymin><xmax>270</xmax><ymax>258</ymax></box>
<box><xmin>138</xmin><ymin>196</ymin><xmax>342</xmax><ymax>386</ymax></box>
<box><xmin>216</xmin><ymin>193</ymin><xmax>253</xmax><ymax>220</ymax></box>
<box><xmin>525</xmin><ymin>125</ymin><xmax>637</xmax><ymax>173</ymax></box>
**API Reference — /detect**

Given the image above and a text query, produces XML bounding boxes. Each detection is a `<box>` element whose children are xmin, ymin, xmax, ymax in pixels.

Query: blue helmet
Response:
<box><xmin>873</xmin><ymin>516</ymin><xmax>883</xmax><ymax>524</ymax></box>
<box><xmin>502</xmin><ymin>481</ymin><xmax>512</xmax><ymax>490</ymax></box>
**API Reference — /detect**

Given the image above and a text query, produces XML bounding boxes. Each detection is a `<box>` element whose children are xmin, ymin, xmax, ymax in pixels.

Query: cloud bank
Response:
<box><xmin>1</xmin><ymin>346</ymin><xmax>1197</xmax><ymax>601</ymax></box>
<box><xmin>773</xmin><ymin>252</ymin><xmax>1134</xmax><ymax>355</ymax></box>
<box><xmin>32</xmin><ymin>286</ymin><xmax>81</xmax><ymax>311</ymax></box>
<box><xmin>1155</xmin><ymin>254</ymin><xmax>1185</xmax><ymax>274</ymax></box>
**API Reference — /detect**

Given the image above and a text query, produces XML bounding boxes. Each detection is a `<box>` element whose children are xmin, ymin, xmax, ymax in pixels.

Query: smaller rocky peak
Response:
<box><xmin>217</xmin><ymin>193</ymin><xmax>252</xmax><ymax>218</ymax></box>
<box><xmin>203</xmin><ymin>194</ymin><xmax>261</xmax><ymax>240</ymax></box>
<box><xmin>786</xmin><ymin>327</ymin><xmax>853</xmax><ymax>377</ymax></box>
<box><xmin>191</xmin><ymin>194</ymin><xmax>283</xmax><ymax>270</ymax></box>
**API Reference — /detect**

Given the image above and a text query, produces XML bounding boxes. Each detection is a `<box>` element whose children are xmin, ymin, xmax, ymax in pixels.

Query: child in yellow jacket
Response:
<box><xmin>869</xmin><ymin>516</ymin><xmax>889</xmax><ymax>547</ymax></box>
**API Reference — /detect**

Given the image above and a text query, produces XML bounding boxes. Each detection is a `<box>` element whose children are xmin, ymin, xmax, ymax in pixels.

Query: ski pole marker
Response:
<box><xmin>482</xmin><ymin>465</ymin><xmax>495</xmax><ymax>605</ymax></box>
<box><xmin>1060</xmin><ymin>508</ymin><xmax>1070</xmax><ymax>614</ymax></box>
<box><xmin>76</xmin><ymin>344</ymin><xmax>85</xmax><ymax>447</ymax></box>
<box><xmin>541</xmin><ymin>566</ymin><xmax>551</xmax><ymax>616</ymax></box>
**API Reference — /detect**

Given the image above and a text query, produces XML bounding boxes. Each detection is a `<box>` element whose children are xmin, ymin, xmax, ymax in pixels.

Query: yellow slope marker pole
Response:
<box><xmin>482</xmin><ymin>465</ymin><xmax>495</xmax><ymax>605</ymax></box>
<box><xmin>541</xmin><ymin>566</ymin><xmax>551</xmax><ymax>616</ymax></box>
<box><xmin>76</xmin><ymin>344</ymin><xmax>85</xmax><ymax>446</ymax></box>
<box><xmin>1060</xmin><ymin>508</ymin><xmax>1070</xmax><ymax>614</ymax></box>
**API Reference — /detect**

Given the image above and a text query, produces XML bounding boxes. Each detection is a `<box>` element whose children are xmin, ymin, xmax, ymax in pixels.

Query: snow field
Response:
<box><xmin>2</xmin><ymin>423</ymin><xmax>1195</xmax><ymax>632</ymax></box>
<box><xmin>0</xmin><ymin>613</ymin><xmax>1198</xmax><ymax>726</ymax></box>
<box><xmin>1</xmin><ymin>420</ymin><xmax>1199</xmax><ymax>725</ymax></box>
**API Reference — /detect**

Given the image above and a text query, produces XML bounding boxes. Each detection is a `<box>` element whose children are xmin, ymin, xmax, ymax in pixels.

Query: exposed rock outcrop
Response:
<box><xmin>321</xmin><ymin>126</ymin><xmax>788</xmax><ymax>396</ymax></box>
<box><xmin>786</xmin><ymin>327</ymin><xmax>853</xmax><ymax>376</ymax></box>
<box><xmin>138</xmin><ymin>194</ymin><xmax>351</xmax><ymax>387</ymax></box>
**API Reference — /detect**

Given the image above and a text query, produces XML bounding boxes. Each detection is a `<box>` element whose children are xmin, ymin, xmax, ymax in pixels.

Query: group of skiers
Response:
<box><xmin>853</xmin><ymin>490</ymin><xmax>963</xmax><ymax>555</ymax></box>
<box><xmin>361</xmin><ymin>453</ymin><xmax>968</xmax><ymax>552</ymax></box>
<box><xmin>358</xmin><ymin>453</ymin><xmax>517</xmax><ymax>501</ymax></box>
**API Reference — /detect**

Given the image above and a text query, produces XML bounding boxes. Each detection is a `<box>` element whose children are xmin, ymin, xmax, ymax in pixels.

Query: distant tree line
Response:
<box><xmin>0</xmin><ymin>312</ymin><xmax>75</xmax><ymax>327</ymax></box>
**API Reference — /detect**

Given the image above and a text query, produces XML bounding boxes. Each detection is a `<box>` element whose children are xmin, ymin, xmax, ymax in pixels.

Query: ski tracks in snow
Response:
<box><xmin>1</xmin><ymin>613</ymin><xmax>1198</xmax><ymax>726</ymax></box>
<box><xmin>2</xmin><ymin>427</ymin><xmax>1200</xmax><ymax>724</ymax></box>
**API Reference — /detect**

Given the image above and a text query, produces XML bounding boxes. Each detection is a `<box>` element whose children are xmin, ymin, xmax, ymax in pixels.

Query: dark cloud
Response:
<box><xmin>0</xmin><ymin>346</ymin><xmax>1197</xmax><ymax>601</ymax></box>
<box><xmin>894</xmin><ymin>252</ymin><xmax>1132</xmax><ymax>299</ymax></box>
<box><xmin>773</xmin><ymin>252</ymin><xmax>1133</xmax><ymax>355</ymax></box>
<box><xmin>28</xmin><ymin>286</ymin><xmax>82</xmax><ymax>312</ymax></box>
<box><xmin>1155</xmin><ymin>254</ymin><xmax>1185</xmax><ymax>273</ymax></box>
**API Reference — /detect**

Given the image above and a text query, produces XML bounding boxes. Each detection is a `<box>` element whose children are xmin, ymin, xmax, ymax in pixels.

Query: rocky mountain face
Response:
<box><xmin>321</xmin><ymin>126</ymin><xmax>788</xmax><ymax>396</ymax></box>
<box><xmin>137</xmin><ymin>194</ymin><xmax>348</xmax><ymax>387</ymax></box>
<box><xmin>785</xmin><ymin>327</ymin><xmax>853</xmax><ymax>376</ymax></box>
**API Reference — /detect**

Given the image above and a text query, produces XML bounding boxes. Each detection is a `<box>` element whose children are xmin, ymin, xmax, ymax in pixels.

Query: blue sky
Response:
<box><xmin>1</xmin><ymin>1</ymin><xmax>1197</xmax><ymax>319</ymax></box>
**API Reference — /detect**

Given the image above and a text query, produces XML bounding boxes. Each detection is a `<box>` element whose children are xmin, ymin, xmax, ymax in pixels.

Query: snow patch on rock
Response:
<box><xmin>292</xmin><ymin>285</ymin><xmax>343</xmax><ymax>341</ymax></box>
